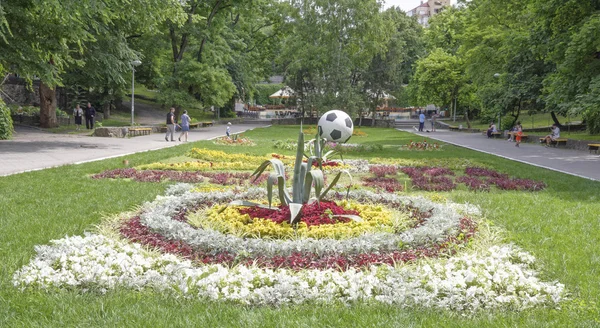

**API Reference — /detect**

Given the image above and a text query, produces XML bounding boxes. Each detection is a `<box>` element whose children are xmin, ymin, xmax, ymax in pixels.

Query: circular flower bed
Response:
<box><xmin>13</xmin><ymin>183</ymin><xmax>566</xmax><ymax>312</ymax></box>
<box><xmin>192</xmin><ymin>200</ymin><xmax>413</xmax><ymax>240</ymax></box>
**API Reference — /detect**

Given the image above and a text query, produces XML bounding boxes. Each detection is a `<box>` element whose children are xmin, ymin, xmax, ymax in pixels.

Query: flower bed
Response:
<box><xmin>401</xmin><ymin>140</ymin><xmax>442</xmax><ymax>151</ymax></box>
<box><xmin>92</xmin><ymin>169</ymin><xmax>269</xmax><ymax>185</ymax></box>
<box><xmin>400</xmin><ymin>167</ymin><xmax>546</xmax><ymax>192</ymax></box>
<box><xmin>213</xmin><ymin>135</ymin><xmax>255</xmax><ymax>146</ymax></box>
<box><xmin>15</xmin><ymin>174</ymin><xmax>561</xmax><ymax>311</ymax></box>
<box><xmin>14</xmin><ymin>233</ymin><xmax>566</xmax><ymax>311</ymax></box>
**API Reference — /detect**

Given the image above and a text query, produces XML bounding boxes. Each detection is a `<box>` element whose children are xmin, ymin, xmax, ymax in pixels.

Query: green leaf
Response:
<box><xmin>303</xmin><ymin>170</ymin><xmax>324</xmax><ymax>204</ymax></box>
<box><xmin>289</xmin><ymin>203</ymin><xmax>303</xmax><ymax>225</ymax></box>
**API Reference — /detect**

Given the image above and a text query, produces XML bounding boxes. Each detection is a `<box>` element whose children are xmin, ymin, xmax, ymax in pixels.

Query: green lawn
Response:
<box><xmin>1</xmin><ymin>126</ymin><xmax>599</xmax><ymax>327</ymax></box>
<box><xmin>446</xmin><ymin>111</ymin><xmax>582</xmax><ymax>131</ymax></box>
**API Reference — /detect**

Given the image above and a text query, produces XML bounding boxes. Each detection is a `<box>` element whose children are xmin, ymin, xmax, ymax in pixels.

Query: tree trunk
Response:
<box><xmin>39</xmin><ymin>81</ymin><xmax>58</xmax><ymax>128</ymax></box>
<box><xmin>550</xmin><ymin>111</ymin><xmax>563</xmax><ymax>128</ymax></box>
<box><xmin>465</xmin><ymin>108</ymin><xmax>472</xmax><ymax>129</ymax></box>
<box><xmin>103</xmin><ymin>101</ymin><xmax>111</xmax><ymax>119</ymax></box>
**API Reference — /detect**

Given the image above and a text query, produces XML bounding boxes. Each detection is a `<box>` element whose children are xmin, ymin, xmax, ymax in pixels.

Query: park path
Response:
<box><xmin>0</xmin><ymin>123</ymin><xmax>270</xmax><ymax>176</ymax></box>
<box><xmin>401</xmin><ymin>128</ymin><xmax>600</xmax><ymax>181</ymax></box>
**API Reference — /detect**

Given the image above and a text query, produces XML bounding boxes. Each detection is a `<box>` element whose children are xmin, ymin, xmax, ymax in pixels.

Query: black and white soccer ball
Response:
<box><xmin>317</xmin><ymin>110</ymin><xmax>353</xmax><ymax>143</ymax></box>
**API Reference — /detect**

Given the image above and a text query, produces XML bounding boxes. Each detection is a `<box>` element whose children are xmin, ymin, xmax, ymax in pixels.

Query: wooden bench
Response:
<box><xmin>588</xmin><ymin>144</ymin><xmax>600</xmax><ymax>154</ymax></box>
<box><xmin>189</xmin><ymin>122</ymin><xmax>200</xmax><ymax>129</ymax></box>
<box><xmin>539</xmin><ymin>137</ymin><xmax>567</xmax><ymax>147</ymax></box>
<box><xmin>448</xmin><ymin>126</ymin><xmax>459</xmax><ymax>131</ymax></box>
<box><xmin>128</xmin><ymin>127</ymin><xmax>152</xmax><ymax>137</ymax></box>
<box><xmin>508</xmin><ymin>132</ymin><xmax>528</xmax><ymax>140</ymax></box>
<box><xmin>200</xmin><ymin>121</ymin><xmax>213</xmax><ymax>127</ymax></box>
<box><xmin>482</xmin><ymin>131</ymin><xmax>502</xmax><ymax>138</ymax></box>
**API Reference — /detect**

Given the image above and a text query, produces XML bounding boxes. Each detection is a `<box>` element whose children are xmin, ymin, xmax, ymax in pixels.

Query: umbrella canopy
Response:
<box><xmin>269</xmin><ymin>86</ymin><xmax>296</xmax><ymax>99</ymax></box>
<box><xmin>367</xmin><ymin>89</ymin><xmax>396</xmax><ymax>100</ymax></box>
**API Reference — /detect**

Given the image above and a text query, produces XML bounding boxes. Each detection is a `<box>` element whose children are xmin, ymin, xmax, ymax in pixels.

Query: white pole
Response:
<box><xmin>131</xmin><ymin>67</ymin><xmax>135</xmax><ymax>126</ymax></box>
<box><xmin>452</xmin><ymin>96</ymin><xmax>456</xmax><ymax>122</ymax></box>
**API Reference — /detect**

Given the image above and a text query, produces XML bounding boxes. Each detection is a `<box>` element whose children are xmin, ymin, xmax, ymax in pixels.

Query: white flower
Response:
<box><xmin>13</xmin><ymin>235</ymin><xmax>567</xmax><ymax>312</ymax></box>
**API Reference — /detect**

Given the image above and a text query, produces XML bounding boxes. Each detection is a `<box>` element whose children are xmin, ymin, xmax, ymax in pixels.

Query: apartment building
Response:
<box><xmin>406</xmin><ymin>0</ymin><xmax>451</xmax><ymax>27</ymax></box>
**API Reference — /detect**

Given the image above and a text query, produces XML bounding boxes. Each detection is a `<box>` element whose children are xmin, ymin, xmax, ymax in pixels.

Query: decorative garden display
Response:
<box><xmin>14</xmin><ymin>126</ymin><xmax>564</xmax><ymax>314</ymax></box>
<box><xmin>318</xmin><ymin>110</ymin><xmax>354</xmax><ymax>143</ymax></box>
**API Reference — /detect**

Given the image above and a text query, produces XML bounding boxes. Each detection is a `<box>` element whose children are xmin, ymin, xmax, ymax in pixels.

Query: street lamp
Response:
<box><xmin>492</xmin><ymin>73</ymin><xmax>502</xmax><ymax>129</ymax></box>
<box><xmin>131</xmin><ymin>60</ymin><xmax>142</xmax><ymax>126</ymax></box>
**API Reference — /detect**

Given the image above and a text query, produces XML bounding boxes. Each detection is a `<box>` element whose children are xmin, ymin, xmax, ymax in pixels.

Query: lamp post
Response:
<box><xmin>131</xmin><ymin>60</ymin><xmax>142</xmax><ymax>126</ymax></box>
<box><xmin>493</xmin><ymin>73</ymin><xmax>502</xmax><ymax>129</ymax></box>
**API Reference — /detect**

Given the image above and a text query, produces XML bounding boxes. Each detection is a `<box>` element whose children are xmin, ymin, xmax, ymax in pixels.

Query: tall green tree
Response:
<box><xmin>0</xmin><ymin>0</ymin><xmax>175</xmax><ymax>127</ymax></box>
<box><xmin>279</xmin><ymin>0</ymin><xmax>388</xmax><ymax>117</ymax></box>
<box><xmin>142</xmin><ymin>0</ymin><xmax>284</xmax><ymax>118</ymax></box>
<box><xmin>409</xmin><ymin>48</ymin><xmax>464</xmax><ymax>117</ymax></box>
<box><xmin>363</xmin><ymin>7</ymin><xmax>424</xmax><ymax>120</ymax></box>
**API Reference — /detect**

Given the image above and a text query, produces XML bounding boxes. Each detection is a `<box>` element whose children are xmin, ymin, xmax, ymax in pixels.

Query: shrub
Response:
<box><xmin>0</xmin><ymin>99</ymin><xmax>14</xmax><ymax>140</ymax></box>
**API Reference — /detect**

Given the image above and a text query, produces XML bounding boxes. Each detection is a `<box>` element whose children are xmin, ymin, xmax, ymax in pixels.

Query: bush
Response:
<box><xmin>9</xmin><ymin>105</ymin><xmax>38</xmax><ymax>116</ymax></box>
<box><xmin>584</xmin><ymin>110</ymin><xmax>600</xmax><ymax>135</ymax></box>
<box><xmin>56</xmin><ymin>108</ymin><xmax>69</xmax><ymax>118</ymax></box>
<box><xmin>0</xmin><ymin>99</ymin><xmax>14</xmax><ymax>140</ymax></box>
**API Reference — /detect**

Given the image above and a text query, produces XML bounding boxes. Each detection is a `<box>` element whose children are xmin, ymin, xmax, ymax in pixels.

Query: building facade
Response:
<box><xmin>406</xmin><ymin>0</ymin><xmax>451</xmax><ymax>27</ymax></box>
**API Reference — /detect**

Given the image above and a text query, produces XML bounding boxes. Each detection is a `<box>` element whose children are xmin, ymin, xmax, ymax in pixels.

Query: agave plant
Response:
<box><xmin>223</xmin><ymin>127</ymin><xmax>355</xmax><ymax>225</ymax></box>
<box><xmin>304</xmin><ymin>131</ymin><xmax>340</xmax><ymax>164</ymax></box>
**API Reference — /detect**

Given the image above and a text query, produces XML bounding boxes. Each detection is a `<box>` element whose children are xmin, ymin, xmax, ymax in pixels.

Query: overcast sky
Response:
<box><xmin>383</xmin><ymin>0</ymin><xmax>456</xmax><ymax>12</ymax></box>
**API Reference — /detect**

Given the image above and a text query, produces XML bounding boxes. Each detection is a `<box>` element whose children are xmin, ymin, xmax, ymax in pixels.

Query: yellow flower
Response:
<box><xmin>187</xmin><ymin>200</ymin><xmax>411</xmax><ymax>240</ymax></box>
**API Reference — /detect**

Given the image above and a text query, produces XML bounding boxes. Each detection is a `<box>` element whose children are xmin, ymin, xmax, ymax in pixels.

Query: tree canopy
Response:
<box><xmin>1</xmin><ymin>0</ymin><xmax>600</xmax><ymax>132</ymax></box>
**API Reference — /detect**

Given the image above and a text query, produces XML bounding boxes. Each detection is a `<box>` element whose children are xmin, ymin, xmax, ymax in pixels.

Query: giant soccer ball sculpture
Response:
<box><xmin>317</xmin><ymin>110</ymin><xmax>354</xmax><ymax>143</ymax></box>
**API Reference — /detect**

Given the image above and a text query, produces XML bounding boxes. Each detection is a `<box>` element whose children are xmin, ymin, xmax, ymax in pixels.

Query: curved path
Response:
<box><xmin>402</xmin><ymin>128</ymin><xmax>600</xmax><ymax>181</ymax></box>
<box><xmin>0</xmin><ymin>123</ymin><xmax>270</xmax><ymax>176</ymax></box>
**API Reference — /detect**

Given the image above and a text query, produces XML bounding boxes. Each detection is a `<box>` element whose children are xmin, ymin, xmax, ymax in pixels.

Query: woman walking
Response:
<box><xmin>73</xmin><ymin>104</ymin><xmax>83</xmax><ymax>130</ymax></box>
<box><xmin>178</xmin><ymin>110</ymin><xmax>190</xmax><ymax>142</ymax></box>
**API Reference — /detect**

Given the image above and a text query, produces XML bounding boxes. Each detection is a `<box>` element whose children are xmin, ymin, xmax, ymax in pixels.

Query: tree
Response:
<box><xmin>0</xmin><ymin>0</ymin><xmax>176</xmax><ymax>127</ymax></box>
<box><xmin>279</xmin><ymin>0</ymin><xmax>389</xmax><ymax>118</ymax></box>
<box><xmin>362</xmin><ymin>8</ymin><xmax>424</xmax><ymax>123</ymax></box>
<box><xmin>409</xmin><ymin>48</ymin><xmax>464</xmax><ymax>117</ymax></box>
<box><xmin>542</xmin><ymin>14</ymin><xmax>600</xmax><ymax>132</ymax></box>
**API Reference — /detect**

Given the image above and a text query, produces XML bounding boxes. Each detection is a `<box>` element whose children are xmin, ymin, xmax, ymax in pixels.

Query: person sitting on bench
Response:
<box><xmin>486</xmin><ymin>122</ymin><xmax>497</xmax><ymax>138</ymax></box>
<box><xmin>543</xmin><ymin>124</ymin><xmax>560</xmax><ymax>147</ymax></box>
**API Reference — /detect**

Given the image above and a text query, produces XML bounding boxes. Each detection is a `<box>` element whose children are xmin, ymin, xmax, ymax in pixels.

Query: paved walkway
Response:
<box><xmin>401</xmin><ymin>128</ymin><xmax>600</xmax><ymax>181</ymax></box>
<box><xmin>3</xmin><ymin>124</ymin><xmax>598</xmax><ymax>181</ymax></box>
<box><xmin>0</xmin><ymin>123</ymin><xmax>270</xmax><ymax>176</ymax></box>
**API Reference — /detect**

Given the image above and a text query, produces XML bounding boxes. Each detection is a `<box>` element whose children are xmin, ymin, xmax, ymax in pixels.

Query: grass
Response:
<box><xmin>446</xmin><ymin>111</ymin><xmax>582</xmax><ymax>131</ymax></box>
<box><xmin>1</xmin><ymin>126</ymin><xmax>600</xmax><ymax>327</ymax></box>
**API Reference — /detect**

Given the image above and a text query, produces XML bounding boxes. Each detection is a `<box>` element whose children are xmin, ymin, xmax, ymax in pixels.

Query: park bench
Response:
<box><xmin>507</xmin><ymin>132</ymin><xmax>528</xmax><ymax>140</ymax></box>
<box><xmin>201</xmin><ymin>121</ymin><xmax>214</xmax><ymax>127</ymax></box>
<box><xmin>482</xmin><ymin>131</ymin><xmax>502</xmax><ymax>138</ymax></box>
<box><xmin>588</xmin><ymin>144</ymin><xmax>600</xmax><ymax>154</ymax></box>
<box><xmin>189</xmin><ymin>122</ymin><xmax>200</xmax><ymax>129</ymax></box>
<box><xmin>128</xmin><ymin>127</ymin><xmax>152</xmax><ymax>137</ymax></box>
<box><xmin>539</xmin><ymin>137</ymin><xmax>567</xmax><ymax>147</ymax></box>
<box><xmin>448</xmin><ymin>125</ymin><xmax>459</xmax><ymax>131</ymax></box>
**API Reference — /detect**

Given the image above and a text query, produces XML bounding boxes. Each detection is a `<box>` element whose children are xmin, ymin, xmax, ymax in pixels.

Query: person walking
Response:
<box><xmin>73</xmin><ymin>104</ymin><xmax>83</xmax><ymax>130</ymax></box>
<box><xmin>419</xmin><ymin>111</ymin><xmax>425</xmax><ymax>132</ymax></box>
<box><xmin>226</xmin><ymin>122</ymin><xmax>232</xmax><ymax>138</ymax></box>
<box><xmin>178</xmin><ymin>110</ymin><xmax>190</xmax><ymax>142</ymax></box>
<box><xmin>165</xmin><ymin>107</ymin><xmax>176</xmax><ymax>141</ymax></box>
<box><xmin>430</xmin><ymin>112</ymin><xmax>438</xmax><ymax>132</ymax></box>
<box><xmin>84</xmin><ymin>102</ymin><xmax>96</xmax><ymax>129</ymax></box>
<box><xmin>515</xmin><ymin>122</ymin><xmax>523</xmax><ymax>147</ymax></box>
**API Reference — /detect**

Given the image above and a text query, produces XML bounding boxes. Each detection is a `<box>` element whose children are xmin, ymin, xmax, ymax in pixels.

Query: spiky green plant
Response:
<box><xmin>222</xmin><ymin>128</ymin><xmax>353</xmax><ymax>225</ymax></box>
<box><xmin>304</xmin><ymin>130</ymin><xmax>340</xmax><ymax>164</ymax></box>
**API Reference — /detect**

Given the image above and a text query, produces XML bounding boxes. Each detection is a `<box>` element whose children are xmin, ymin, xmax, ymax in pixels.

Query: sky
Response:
<box><xmin>384</xmin><ymin>0</ymin><xmax>456</xmax><ymax>12</ymax></box>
